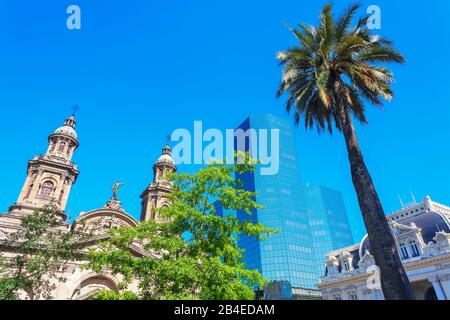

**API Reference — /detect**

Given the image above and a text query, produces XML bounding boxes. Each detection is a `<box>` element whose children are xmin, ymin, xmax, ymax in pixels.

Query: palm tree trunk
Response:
<box><xmin>339</xmin><ymin>107</ymin><xmax>415</xmax><ymax>300</ymax></box>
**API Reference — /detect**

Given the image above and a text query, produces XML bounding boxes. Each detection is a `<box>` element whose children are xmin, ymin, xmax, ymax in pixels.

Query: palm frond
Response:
<box><xmin>318</xmin><ymin>3</ymin><xmax>335</xmax><ymax>59</ymax></box>
<box><xmin>277</xmin><ymin>2</ymin><xmax>404</xmax><ymax>131</ymax></box>
<box><xmin>356</xmin><ymin>46</ymin><xmax>405</xmax><ymax>64</ymax></box>
<box><xmin>335</xmin><ymin>3</ymin><xmax>361</xmax><ymax>41</ymax></box>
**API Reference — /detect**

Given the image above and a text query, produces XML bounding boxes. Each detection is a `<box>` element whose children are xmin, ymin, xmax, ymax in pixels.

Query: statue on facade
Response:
<box><xmin>112</xmin><ymin>182</ymin><xmax>124</xmax><ymax>201</ymax></box>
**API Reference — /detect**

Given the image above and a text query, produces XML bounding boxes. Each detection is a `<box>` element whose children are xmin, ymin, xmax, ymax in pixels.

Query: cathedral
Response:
<box><xmin>0</xmin><ymin>114</ymin><xmax>176</xmax><ymax>300</ymax></box>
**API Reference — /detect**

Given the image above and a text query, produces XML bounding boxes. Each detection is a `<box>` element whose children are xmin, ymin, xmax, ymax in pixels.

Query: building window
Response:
<box><xmin>342</xmin><ymin>260</ymin><xmax>350</xmax><ymax>271</ymax></box>
<box><xmin>410</xmin><ymin>241</ymin><xmax>420</xmax><ymax>257</ymax></box>
<box><xmin>39</xmin><ymin>181</ymin><xmax>54</xmax><ymax>198</ymax></box>
<box><xmin>400</xmin><ymin>243</ymin><xmax>409</xmax><ymax>260</ymax></box>
<box><xmin>348</xmin><ymin>292</ymin><xmax>358</xmax><ymax>300</ymax></box>
<box><xmin>58</xmin><ymin>142</ymin><xmax>66</xmax><ymax>152</ymax></box>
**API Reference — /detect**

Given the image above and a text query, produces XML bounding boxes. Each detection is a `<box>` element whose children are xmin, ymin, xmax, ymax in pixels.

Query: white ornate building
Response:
<box><xmin>0</xmin><ymin>114</ymin><xmax>176</xmax><ymax>300</ymax></box>
<box><xmin>318</xmin><ymin>196</ymin><xmax>450</xmax><ymax>300</ymax></box>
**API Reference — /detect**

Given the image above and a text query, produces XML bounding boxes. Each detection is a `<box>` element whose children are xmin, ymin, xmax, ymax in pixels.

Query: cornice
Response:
<box><xmin>317</xmin><ymin>271</ymin><xmax>369</xmax><ymax>289</ymax></box>
<box><xmin>28</xmin><ymin>157</ymin><xmax>79</xmax><ymax>176</ymax></box>
<box><xmin>318</xmin><ymin>253</ymin><xmax>450</xmax><ymax>290</ymax></box>
<box><xmin>403</xmin><ymin>252</ymin><xmax>450</xmax><ymax>270</ymax></box>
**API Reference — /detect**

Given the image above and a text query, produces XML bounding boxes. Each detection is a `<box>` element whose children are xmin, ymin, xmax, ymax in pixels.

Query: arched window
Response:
<box><xmin>399</xmin><ymin>243</ymin><xmax>409</xmax><ymax>260</ymax></box>
<box><xmin>39</xmin><ymin>181</ymin><xmax>54</xmax><ymax>198</ymax></box>
<box><xmin>58</xmin><ymin>142</ymin><xmax>66</xmax><ymax>152</ymax></box>
<box><xmin>71</xmin><ymin>275</ymin><xmax>119</xmax><ymax>300</ymax></box>
<box><xmin>410</xmin><ymin>240</ymin><xmax>420</xmax><ymax>257</ymax></box>
<box><xmin>49</xmin><ymin>142</ymin><xmax>56</xmax><ymax>152</ymax></box>
<box><xmin>342</xmin><ymin>260</ymin><xmax>350</xmax><ymax>271</ymax></box>
<box><xmin>348</xmin><ymin>292</ymin><xmax>358</xmax><ymax>300</ymax></box>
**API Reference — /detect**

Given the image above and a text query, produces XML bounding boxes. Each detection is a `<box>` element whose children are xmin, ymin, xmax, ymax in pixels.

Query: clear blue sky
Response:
<box><xmin>0</xmin><ymin>0</ymin><xmax>449</xmax><ymax>242</ymax></box>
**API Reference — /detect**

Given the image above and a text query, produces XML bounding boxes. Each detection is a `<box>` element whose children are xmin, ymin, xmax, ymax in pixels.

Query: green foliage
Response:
<box><xmin>0</xmin><ymin>203</ymin><xmax>86</xmax><ymax>300</ymax></box>
<box><xmin>277</xmin><ymin>2</ymin><xmax>405</xmax><ymax>133</ymax></box>
<box><xmin>89</xmin><ymin>289</ymin><xmax>139</xmax><ymax>300</ymax></box>
<box><xmin>88</xmin><ymin>160</ymin><xmax>276</xmax><ymax>300</ymax></box>
<box><xmin>0</xmin><ymin>267</ymin><xmax>17</xmax><ymax>300</ymax></box>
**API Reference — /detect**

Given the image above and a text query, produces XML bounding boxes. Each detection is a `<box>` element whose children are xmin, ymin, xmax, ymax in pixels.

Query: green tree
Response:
<box><xmin>88</xmin><ymin>160</ymin><xmax>275</xmax><ymax>300</ymax></box>
<box><xmin>276</xmin><ymin>3</ymin><xmax>414</xmax><ymax>299</ymax></box>
<box><xmin>0</xmin><ymin>204</ymin><xmax>85</xmax><ymax>300</ymax></box>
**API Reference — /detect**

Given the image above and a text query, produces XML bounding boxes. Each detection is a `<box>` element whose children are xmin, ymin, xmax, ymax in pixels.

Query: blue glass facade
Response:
<box><xmin>264</xmin><ymin>281</ymin><xmax>293</xmax><ymax>300</ymax></box>
<box><xmin>214</xmin><ymin>201</ymin><xmax>235</xmax><ymax>219</ymax></box>
<box><xmin>234</xmin><ymin>114</ymin><xmax>317</xmax><ymax>289</ymax></box>
<box><xmin>304</xmin><ymin>183</ymin><xmax>354</xmax><ymax>282</ymax></box>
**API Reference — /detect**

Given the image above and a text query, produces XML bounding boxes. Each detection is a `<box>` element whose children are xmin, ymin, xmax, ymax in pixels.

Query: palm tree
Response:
<box><xmin>277</xmin><ymin>3</ymin><xmax>415</xmax><ymax>300</ymax></box>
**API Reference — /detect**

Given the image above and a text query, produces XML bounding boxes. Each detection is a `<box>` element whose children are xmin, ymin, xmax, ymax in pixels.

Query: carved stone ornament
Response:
<box><xmin>103</xmin><ymin>199</ymin><xmax>124</xmax><ymax>212</ymax></box>
<box><xmin>423</xmin><ymin>232</ymin><xmax>450</xmax><ymax>257</ymax></box>
<box><xmin>358</xmin><ymin>250</ymin><xmax>376</xmax><ymax>269</ymax></box>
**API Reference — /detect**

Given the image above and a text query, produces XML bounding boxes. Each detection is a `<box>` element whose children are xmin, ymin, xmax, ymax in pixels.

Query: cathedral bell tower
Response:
<box><xmin>9</xmin><ymin>114</ymin><xmax>80</xmax><ymax>215</ymax></box>
<box><xmin>140</xmin><ymin>144</ymin><xmax>176</xmax><ymax>221</ymax></box>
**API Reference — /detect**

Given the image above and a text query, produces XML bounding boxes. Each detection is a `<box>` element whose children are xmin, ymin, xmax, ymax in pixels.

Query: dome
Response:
<box><xmin>156</xmin><ymin>153</ymin><xmax>175</xmax><ymax>165</ymax></box>
<box><xmin>155</xmin><ymin>144</ymin><xmax>175</xmax><ymax>166</ymax></box>
<box><xmin>400</xmin><ymin>211</ymin><xmax>450</xmax><ymax>244</ymax></box>
<box><xmin>358</xmin><ymin>210</ymin><xmax>450</xmax><ymax>256</ymax></box>
<box><xmin>54</xmin><ymin>125</ymin><xmax>78</xmax><ymax>139</ymax></box>
<box><xmin>53</xmin><ymin>115</ymin><xmax>78</xmax><ymax>140</ymax></box>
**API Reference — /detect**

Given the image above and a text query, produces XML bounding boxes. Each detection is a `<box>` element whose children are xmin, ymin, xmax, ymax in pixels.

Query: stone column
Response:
<box><xmin>17</xmin><ymin>171</ymin><xmax>33</xmax><ymax>202</ymax></box>
<box><xmin>438</xmin><ymin>274</ymin><xmax>450</xmax><ymax>300</ymax></box>
<box><xmin>57</xmin><ymin>174</ymin><xmax>67</xmax><ymax>202</ymax></box>
<box><xmin>29</xmin><ymin>169</ymin><xmax>43</xmax><ymax>200</ymax></box>
<box><xmin>68</xmin><ymin>146</ymin><xmax>74</xmax><ymax>160</ymax></box>
<box><xmin>428</xmin><ymin>276</ymin><xmax>446</xmax><ymax>300</ymax></box>
<box><xmin>59</xmin><ymin>179</ymin><xmax>73</xmax><ymax>211</ymax></box>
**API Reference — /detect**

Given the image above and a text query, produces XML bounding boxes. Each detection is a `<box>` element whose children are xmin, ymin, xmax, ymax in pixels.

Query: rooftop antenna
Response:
<box><xmin>72</xmin><ymin>104</ymin><xmax>79</xmax><ymax>116</ymax></box>
<box><xmin>410</xmin><ymin>190</ymin><xmax>417</xmax><ymax>204</ymax></box>
<box><xmin>398</xmin><ymin>194</ymin><xmax>405</xmax><ymax>208</ymax></box>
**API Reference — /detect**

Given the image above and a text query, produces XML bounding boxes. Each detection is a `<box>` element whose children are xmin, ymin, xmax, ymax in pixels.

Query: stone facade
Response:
<box><xmin>318</xmin><ymin>196</ymin><xmax>450</xmax><ymax>300</ymax></box>
<box><xmin>140</xmin><ymin>144</ymin><xmax>176</xmax><ymax>222</ymax></box>
<box><xmin>0</xmin><ymin>114</ymin><xmax>175</xmax><ymax>300</ymax></box>
<box><xmin>10</xmin><ymin>116</ymin><xmax>79</xmax><ymax>215</ymax></box>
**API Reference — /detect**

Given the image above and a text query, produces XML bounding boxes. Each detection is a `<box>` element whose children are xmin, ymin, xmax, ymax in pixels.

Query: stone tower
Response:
<box><xmin>9</xmin><ymin>114</ymin><xmax>80</xmax><ymax>215</ymax></box>
<box><xmin>140</xmin><ymin>144</ymin><xmax>176</xmax><ymax>221</ymax></box>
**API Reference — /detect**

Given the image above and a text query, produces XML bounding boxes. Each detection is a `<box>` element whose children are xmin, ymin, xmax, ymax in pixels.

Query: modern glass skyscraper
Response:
<box><xmin>233</xmin><ymin>113</ymin><xmax>318</xmax><ymax>292</ymax></box>
<box><xmin>304</xmin><ymin>183</ymin><xmax>354</xmax><ymax>282</ymax></box>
